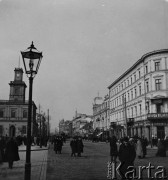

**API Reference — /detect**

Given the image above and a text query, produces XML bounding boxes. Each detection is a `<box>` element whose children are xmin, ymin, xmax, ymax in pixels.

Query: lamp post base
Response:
<box><xmin>24</xmin><ymin>163</ymin><xmax>31</xmax><ymax>180</ymax></box>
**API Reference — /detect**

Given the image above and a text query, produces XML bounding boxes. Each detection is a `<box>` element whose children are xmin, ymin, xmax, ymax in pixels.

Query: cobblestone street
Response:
<box><xmin>0</xmin><ymin>145</ymin><xmax>48</xmax><ymax>180</ymax></box>
<box><xmin>46</xmin><ymin>140</ymin><xmax>168</xmax><ymax>180</ymax></box>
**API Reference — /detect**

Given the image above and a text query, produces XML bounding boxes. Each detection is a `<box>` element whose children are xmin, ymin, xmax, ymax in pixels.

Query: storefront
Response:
<box><xmin>147</xmin><ymin>113</ymin><xmax>168</xmax><ymax>140</ymax></box>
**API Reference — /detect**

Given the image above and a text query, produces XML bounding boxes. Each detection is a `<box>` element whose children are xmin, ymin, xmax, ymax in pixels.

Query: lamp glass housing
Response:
<box><xmin>21</xmin><ymin>42</ymin><xmax>42</xmax><ymax>76</ymax></box>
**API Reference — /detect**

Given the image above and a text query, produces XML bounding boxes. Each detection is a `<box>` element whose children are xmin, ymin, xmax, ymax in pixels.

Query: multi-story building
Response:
<box><xmin>92</xmin><ymin>94</ymin><xmax>110</xmax><ymax>139</ymax></box>
<box><xmin>0</xmin><ymin>67</ymin><xmax>37</xmax><ymax>137</ymax></box>
<box><xmin>58</xmin><ymin>119</ymin><xmax>71</xmax><ymax>135</ymax></box>
<box><xmin>72</xmin><ymin>111</ymin><xmax>92</xmax><ymax>136</ymax></box>
<box><xmin>108</xmin><ymin>49</ymin><xmax>168</xmax><ymax>141</ymax></box>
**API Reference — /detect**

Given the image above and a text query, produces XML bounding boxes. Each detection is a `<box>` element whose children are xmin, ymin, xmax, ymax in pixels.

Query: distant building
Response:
<box><xmin>92</xmin><ymin>94</ymin><xmax>110</xmax><ymax>139</ymax></box>
<box><xmin>72</xmin><ymin>110</ymin><xmax>92</xmax><ymax>136</ymax></box>
<box><xmin>108</xmin><ymin>49</ymin><xmax>168</xmax><ymax>140</ymax></box>
<box><xmin>58</xmin><ymin>119</ymin><xmax>71</xmax><ymax>135</ymax></box>
<box><xmin>0</xmin><ymin>67</ymin><xmax>37</xmax><ymax>137</ymax></box>
<box><xmin>79</xmin><ymin>121</ymin><xmax>93</xmax><ymax>138</ymax></box>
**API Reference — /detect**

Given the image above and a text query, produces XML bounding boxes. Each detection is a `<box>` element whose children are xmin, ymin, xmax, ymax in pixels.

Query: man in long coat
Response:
<box><xmin>109</xmin><ymin>135</ymin><xmax>118</xmax><ymax>162</ymax></box>
<box><xmin>70</xmin><ymin>137</ymin><xmax>77</xmax><ymax>157</ymax></box>
<box><xmin>118</xmin><ymin>137</ymin><xmax>136</xmax><ymax>179</ymax></box>
<box><xmin>76</xmin><ymin>137</ymin><xmax>84</xmax><ymax>157</ymax></box>
<box><xmin>5</xmin><ymin>137</ymin><xmax>20</xmax><ymax>169</ymax></box>
<box><xmin>136</xmin><ymin>138</ymin><xmax>143</xmax><ymax>159</ymax></box>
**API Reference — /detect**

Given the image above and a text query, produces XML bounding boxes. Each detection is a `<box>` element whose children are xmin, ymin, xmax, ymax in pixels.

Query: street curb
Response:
<box><xmin>19</xmin><ymin>148</ymin><xmax>48</xmax><ymax>152</ymax></box>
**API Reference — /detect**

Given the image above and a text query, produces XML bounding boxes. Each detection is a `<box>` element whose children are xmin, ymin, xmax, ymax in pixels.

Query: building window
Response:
<box><xmin>156</xmin><ymin>104</ymin><xmax>162</xmax><ymax>113</ymax></box>
<box><xmin>139</xmin><ymin>104</ymin><xmax>142</xmax><ymax>115</ymax></box>
<box><xmin>127</xmin><ymin>108</ymin><xmax>129</xmax><ymax>117</ymax></box>
<box><xmin>131</xmin><ymin>77</ymin><xmax>132</xmax><ymax>84</ymax></box>
<box><xmin>131</xmin><ymin>90</ymin><xmax>133</xmax><ymax>99</ymax></box>
<box><xmin>131</xmin><ymin>107</ymin><xmax>133</xmax><ymax>117</ymax></box>
<box><xmin>155</xmin><ymin>61</ymin><xmax>160</xmax><ymax>71</ymax></box>
<box><xmin>135</xmin><ymin>106</ymin><xmax>137</xmax><ymax>116</ymax></box>
<box><xmin>146</xmin><ymin>102</ymin><xmax>150</xmax><ymax>113</ymax></box>
<box><xmin>139</xmin><ymin>70</ymin><xmax>141</xmax><ymax>78</ymax></box>
<box><xmin>134</xmin><ymin>87</ymin><xmax>137</xmax><ymax>98</ymax></box>
<box><xmin>127</xmin><ymin>92</ymin><xmax>130</xmax><ymax>101</ymax></box>
<box><xmin>139</xmin><ymin>85</ymin><xmax>141</xmax><ymax>95</ymax></box>
<box><xmin>145</xmin><ymin>65</ymin><xmax>148</xmax><ymax>74</ymax></box>
<box><xmin>127</xmin><ymin>79</ymin><xmax>129</xmax><ymax>86</ymax></box>
<box><xmin>146</xmin><ymin>81</ymin><xmax>149</xmax><ymax>92</ymax></box>
<box><xmin>14</xmin><ymin>87</ymin><xmax>20</xmax><ymax>95</ymax></box>
<box><xmin>155</xmin><ymin>79</ymin><xmax>162</xmax><ymax>90</ymax></box>
<box><xmin>11</xmin><ymin>110</ymin><xmax>16</xmax><ymax>118</ymax></box>
<box><xmin>23</xmin><ymin>110</ymin><xmax>28</xmax><ymax>118</ymax></box>
<box><xmin>134</xmin><ymin>74</ymin><xmax>136</xmax><ymax>82</ymax></box>
<box><xmin>0</xmin><ymin>109</ymin><xmax>4</xmax><ymax>118</ymax></box>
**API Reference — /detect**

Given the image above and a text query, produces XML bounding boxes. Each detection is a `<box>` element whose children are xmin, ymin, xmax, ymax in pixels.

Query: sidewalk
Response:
<box><xmin>0</xmin><ymin>144</ymin><xmax>49</xmax><ymax>180</ymax></box>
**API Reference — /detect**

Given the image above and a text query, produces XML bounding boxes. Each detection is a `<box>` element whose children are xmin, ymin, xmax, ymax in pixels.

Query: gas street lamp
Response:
<box><xmin>21</xmin><ymin>42</ymin><xmax>43</xmax><ymax>180</ymax></box>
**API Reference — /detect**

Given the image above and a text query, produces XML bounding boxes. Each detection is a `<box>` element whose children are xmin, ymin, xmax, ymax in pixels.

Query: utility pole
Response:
<box><xmin>123</xmin><ymin>94</ymin><xmax>128</xmax><ymax>137</ymax></box>
<box><xmin>39</xmin><ymin>104</ymin><xmax>42</xmax><ymax>148</ymax></box>
<box><xmin>47</xmin><ymin>109</ymin><xmax>50</xmax><ymax>138</ymax></box>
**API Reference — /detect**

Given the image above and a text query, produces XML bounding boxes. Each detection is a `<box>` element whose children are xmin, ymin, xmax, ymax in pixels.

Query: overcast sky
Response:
<box><xmin>0</xmin><ymin>0</ymin><xmax>168</xmax><ymax>131</ymax></box>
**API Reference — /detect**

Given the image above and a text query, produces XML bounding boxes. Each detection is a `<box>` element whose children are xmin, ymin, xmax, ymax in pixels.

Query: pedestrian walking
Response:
<box><xmin>5</xmin><ymin>137</ymin><xmax>20</xmax><ymax>169</ymax></box>
<box><xmin>118</xmin><ymin>137</ymin><xmax>136</xmax><ymax>179</ymax></box>
<box><xmin>53</xmin><ymin>136</ymin><xmax>59</xmax><ymax>154</ymax></box>
<box><xmin>0</xmin><ymin>136</ymin><xmax>5</xmax><ymax>163</ymax></box>
<box><xmin>109</xmin><ymin>135</ymin><xmax>118</xmax><ymax>162</ymax></box>
<box><xmin>136</xmin><ymin>138</ymin><xmax>143</xmax><ymax>159</ymax></box>
<box><xmin>57</xmin><ymin>137</ymin><xmax>63</xmax><ymax>154</ymax></box>
<box><xmin>34</xmin><ymin>136</ymin><xmax>37</xmax><ymax>145</ymax></box>
<box><xmin>70</xmin><ymin>137</ymin><xmax>77</xmax><ymax>157</ymax></box>
<box><xmin>141</xmin><ymin>137</ymin><xmax>148</xmax><ymax>158</ymax></box>
<box><xmin>76</xmin><ymin>137</ymin><xmax>84</xmax><ymax>157</ymax></box>
<box><xmin>129</xmin><ymin>138</ymin><xmax>136</xmax><ymax>150</ymax></box>
<box><xmin>156</xmin><ymin>139</ymin><xmax>166</xmax><ymax>157</ymax></box>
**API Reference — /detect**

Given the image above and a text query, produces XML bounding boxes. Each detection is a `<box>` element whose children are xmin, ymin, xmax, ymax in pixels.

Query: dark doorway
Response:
<box><xmin>9</xmin><ymin>125</ymin><xmax>15</xmax><ymax>137</ymax></box>
<box><xmin>156</xmin><ymin>104</ymin><xmax>161</xmax><ymax>113</ymax></box>
<box><xmin>157</xmin><ymin>126</ymin><xmax>165</xmax><ymax>139</ymax></box>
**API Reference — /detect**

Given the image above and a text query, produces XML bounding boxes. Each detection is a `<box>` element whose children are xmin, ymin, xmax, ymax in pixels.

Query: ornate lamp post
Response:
<box><xmin>21</xmin><ymin>42</ymin><xmax>43</xmax><ymax>180</ymax></box>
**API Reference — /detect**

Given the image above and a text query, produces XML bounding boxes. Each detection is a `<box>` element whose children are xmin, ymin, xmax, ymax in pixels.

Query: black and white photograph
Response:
<box><xmin>0</xmin><ymin>0</ymin><xmax>168</xmax><ymax>179</ymax></box>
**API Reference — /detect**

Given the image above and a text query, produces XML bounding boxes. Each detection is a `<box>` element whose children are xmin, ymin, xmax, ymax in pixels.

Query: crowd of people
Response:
<box><xmin>52</xmin><ymin>135</ymin><xmax>84</xmax><ymax>157</ymax></box>
<box><xmin>1</xmin><ymin>133</ymin><xmax>168</xmax><ymax>177</ymax></box>
<box><xmin>70</xmin><ymin>136</ymin><xmax>84</xmax><ymax>157</ymax></box>
<box><xmin>109</xmin><ymin>135</ymin><xmax>168</xmax><ymax>179</ymax></box>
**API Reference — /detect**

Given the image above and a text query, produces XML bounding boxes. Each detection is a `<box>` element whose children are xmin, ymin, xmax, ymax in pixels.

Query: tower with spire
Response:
<box><xmin>9</xmin><ymin>68</ymin><xmax>27</xmax><ymax>102</ymax></box>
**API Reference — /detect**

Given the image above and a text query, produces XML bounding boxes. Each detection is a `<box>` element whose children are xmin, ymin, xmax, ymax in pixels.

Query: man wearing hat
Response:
<box><xmin>118</xmin><ymin>137</ymin><xmax>136</xmax><ymax>179</ymax></box>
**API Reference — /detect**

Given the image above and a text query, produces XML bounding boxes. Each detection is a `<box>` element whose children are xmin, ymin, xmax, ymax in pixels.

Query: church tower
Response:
<box><xmin>9</xmin><ymin>68</ymin><xmax>27</xmax><ymax>102</ymax></box>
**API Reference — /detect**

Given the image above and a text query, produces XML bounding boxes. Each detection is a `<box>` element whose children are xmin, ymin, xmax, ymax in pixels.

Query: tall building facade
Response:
<box><xmin>0</xmin><ymin>67</ymin><xmax>37</xmax><ymax>137</ymax></box>
<box><xmin>92</xmin><ymin>94</ymin><xmax>110</xmax><ymax>139</ymax></box>
<box><xmin>108</xmin><ymin>49</ymin><xmax>168</xmax><ymax>141</ymax></box>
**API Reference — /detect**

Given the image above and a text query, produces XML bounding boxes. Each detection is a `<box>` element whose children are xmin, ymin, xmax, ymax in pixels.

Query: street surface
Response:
<box><xmin>0</xmin><ymin>145</ymin><xmax>48</xmax><ymax>180</ymax></box>
<box><xmin>0</xmin><ymin>141</ymin><xmax>168</xmax><ymax>180</ymax></box>
<box><xmin>46</xmin><ymin>140</ymin><xmax>168</xmax><ymax>180</ymax></box>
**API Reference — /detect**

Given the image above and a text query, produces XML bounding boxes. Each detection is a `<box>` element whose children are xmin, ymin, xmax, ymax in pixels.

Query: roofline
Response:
<box><xmin>108</xmin><ymin>49</ymin><xmax>168</xmax><ymax>89</ymax></box>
